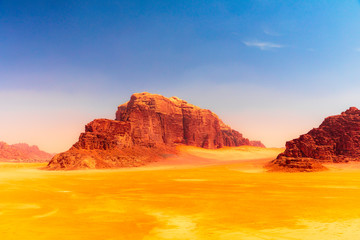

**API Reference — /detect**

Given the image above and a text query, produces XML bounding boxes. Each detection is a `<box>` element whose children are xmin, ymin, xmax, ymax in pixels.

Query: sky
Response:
<box><xmin>1</xmin><ymin>0</ymin><xmax>360</xmax><ymax>153</ymax></box>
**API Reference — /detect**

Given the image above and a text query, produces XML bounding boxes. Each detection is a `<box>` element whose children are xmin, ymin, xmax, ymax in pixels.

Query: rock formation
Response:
<box><xmin>0</xmin><ymin>142</ymin><xmax>53</xmax><ymax>162</ymax></box>
<box><xmin>268</xmin><ymin>107</ymin><xmax>360</xmax><ymax>172</ymax></box>
<box><xmin>48</xmin><ymin>92</ymin><xmax>264</xmax><ymax>169</ymax></box>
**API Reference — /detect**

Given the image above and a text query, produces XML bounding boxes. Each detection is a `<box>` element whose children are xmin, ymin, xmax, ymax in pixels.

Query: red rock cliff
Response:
<box><xmin>48</xmin><ymin>92</ymin><xmax>264</xmax><ymax>169</ymax></box>
<box><xmin>268</xmin><ymin>107</ymin><xmax>360</xmax><ymax>172</ymax></box>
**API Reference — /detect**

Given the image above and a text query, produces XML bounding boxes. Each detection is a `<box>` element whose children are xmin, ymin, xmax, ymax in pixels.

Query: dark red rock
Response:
<box><xmin>0</xmin><ymin>141</ymin><xmax>53</xmax><ymax>162</ymax></box>
<box><xmin>268</xmin><ymin>107</ymin><xmax>360</xmax><ymax>172</ymax></box>
<box><xmin>48</xmin><ymin>92</ymin><xmax>264</xmax><ymax>169</ymax></box>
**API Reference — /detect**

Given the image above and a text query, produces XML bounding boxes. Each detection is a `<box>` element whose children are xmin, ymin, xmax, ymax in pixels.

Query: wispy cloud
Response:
<box><xmin>263</xmin><ymin>29</ymin><xmax>281</xmax><ymax>37</ymax></box>
<box><xmin>243</xmin><ymin>40</ymin><xmax>284</xmax><ymax>50</ymax></box>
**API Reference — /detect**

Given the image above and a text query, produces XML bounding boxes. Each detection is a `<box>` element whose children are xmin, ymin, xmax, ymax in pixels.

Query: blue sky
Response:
<box><xmin>1</xmin><ymin>0</ymin><xmax>360</xmax><ymax>152</ymax></box>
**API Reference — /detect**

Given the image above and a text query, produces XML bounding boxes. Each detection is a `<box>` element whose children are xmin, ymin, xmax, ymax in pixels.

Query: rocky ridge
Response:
<box><xmin>48</xmin><ymin>92</ymin><xmax>264</xmax><ymax>169</ymax></box>
<box><xmin>268</xmin><ymin>107</ymin><xmax>360</xmax><ymax>172</ymax></box>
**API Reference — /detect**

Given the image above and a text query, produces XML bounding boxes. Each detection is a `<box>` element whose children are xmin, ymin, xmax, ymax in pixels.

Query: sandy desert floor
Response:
<box><xmin>2</xmin><ymin>146</ymin><xmax>360</xmax><ymax>240</ymax></box>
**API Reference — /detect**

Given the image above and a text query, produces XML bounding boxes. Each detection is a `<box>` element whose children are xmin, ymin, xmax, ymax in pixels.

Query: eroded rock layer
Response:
<box><xmin>48</xmin><ymin>92</ymin><xmax>264</xmax><ymax>169</ymax></box>
<box><xmin>268</xmin><ymin>107</ymin><xmax>360</xmax><ymax>172</ymax></box>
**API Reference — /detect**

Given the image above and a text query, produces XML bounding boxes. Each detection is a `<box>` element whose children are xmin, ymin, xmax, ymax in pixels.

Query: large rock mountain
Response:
<box><xmin>268</xmin><ymin>107</ymin><xmax>360</xmax><ymax>172</ymax></box>
<box><xmin>48</xmin><ymin>92</ymin><xmax>264</xmax><ymax>169</ymax></box>
<box><xmin>0</xmin><ymin>142</ymin><xmax>53</xmax><ymax>162</ymax></box>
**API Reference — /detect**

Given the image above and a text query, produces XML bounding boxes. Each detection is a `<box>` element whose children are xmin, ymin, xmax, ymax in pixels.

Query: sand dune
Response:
<box><xmin>147</xmin><ymin>146</ymin><xmax>283</xmax><ymax>169</ymax></box>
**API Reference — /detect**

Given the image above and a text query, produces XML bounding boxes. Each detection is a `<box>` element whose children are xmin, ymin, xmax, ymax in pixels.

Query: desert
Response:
<box><xmin>2</xmin><ymin>94</ymin><xmax>360</xmax><ymax>240</ymax></box>
<box><xmin>2</xmin><ymin>1</ymin><xmax>359</xmax><ymax>239</ymax></box>
<box><xmin>2</xmin><ymin>146</ymin><xmax>360</xmax><ymax>240</ymax></box>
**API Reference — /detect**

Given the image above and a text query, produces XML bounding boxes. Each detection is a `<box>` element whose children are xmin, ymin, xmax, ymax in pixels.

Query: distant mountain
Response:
<box><xmin>0</xmin><ymin>141</ymin><xmax>53</xmax><ymax>162</ymax></box>
<box><xmin>250</xmin><ymin>141</ymin><xmax>266</xmax><ymax>148</ymax></box>
<box><xmin>48</xmin><ymin>92</ymin><xmax>265</xmax><ymax>170</ymax></box>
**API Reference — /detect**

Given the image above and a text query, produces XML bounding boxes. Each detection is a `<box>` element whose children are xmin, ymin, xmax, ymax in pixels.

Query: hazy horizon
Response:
<box><xmin>1</xmin><ymin>0</ymin><xmax>360</xmax><ymax>153</ymax></box>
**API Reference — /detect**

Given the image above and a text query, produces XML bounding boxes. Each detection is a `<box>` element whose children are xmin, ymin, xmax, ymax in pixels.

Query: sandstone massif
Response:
<box><xmin>0</xmin><ymin>142</ymin><xmax>53</xmax><ymax>162</ymax></box>
<box><xmin>48</xmin><ymin>92</ymin><xmax>264</xmax><ymax>169</ymax></box>
<box><xmin>268</xmin><ymin>107</ymin><xmax>360</xmax><ymax>172</ymax></box>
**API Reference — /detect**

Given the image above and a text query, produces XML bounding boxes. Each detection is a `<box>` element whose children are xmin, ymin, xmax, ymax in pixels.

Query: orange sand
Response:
<box><xmin>1</xmin><ymin>146</ymin><xmax>360</xmax><ymax>239</ymax></box>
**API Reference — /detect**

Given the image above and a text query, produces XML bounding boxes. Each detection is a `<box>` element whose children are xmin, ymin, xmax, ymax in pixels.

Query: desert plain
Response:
<box><xmin>1</xmin><ymin>146</ymin><xmax>360</xmax><ymax>240</ymax></box>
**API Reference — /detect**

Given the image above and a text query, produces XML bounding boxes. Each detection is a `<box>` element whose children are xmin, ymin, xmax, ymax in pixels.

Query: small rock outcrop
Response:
<box><xmin>0</xmin><ymin>142</ymin><xmax>53</xmax><ymax>162</ymax></box>
<box><xmin>268</xmin><ymin>107</ymin><xmax>360</xmax><ymax>172</ymax></box>
<box><xmin>48</xmin><ymin>92</ymin><xmax>264</xmax><ymax>169</ymax></box>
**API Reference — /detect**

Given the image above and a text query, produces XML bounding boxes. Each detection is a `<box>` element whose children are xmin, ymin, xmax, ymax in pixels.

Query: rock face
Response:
<box><xmin>0</xmin><ymin>142</ymin><xmax>53</xmax><ymax>162</ymax></box>
<box><xmin>268</xmin><ymin>107</ymin><xmax>360</xmax><ymax>172</ymax></box>
<box><xmin>48</xmin><ymin>92</ymin><xmax>264</xmax><ymax>169</ymax></box>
